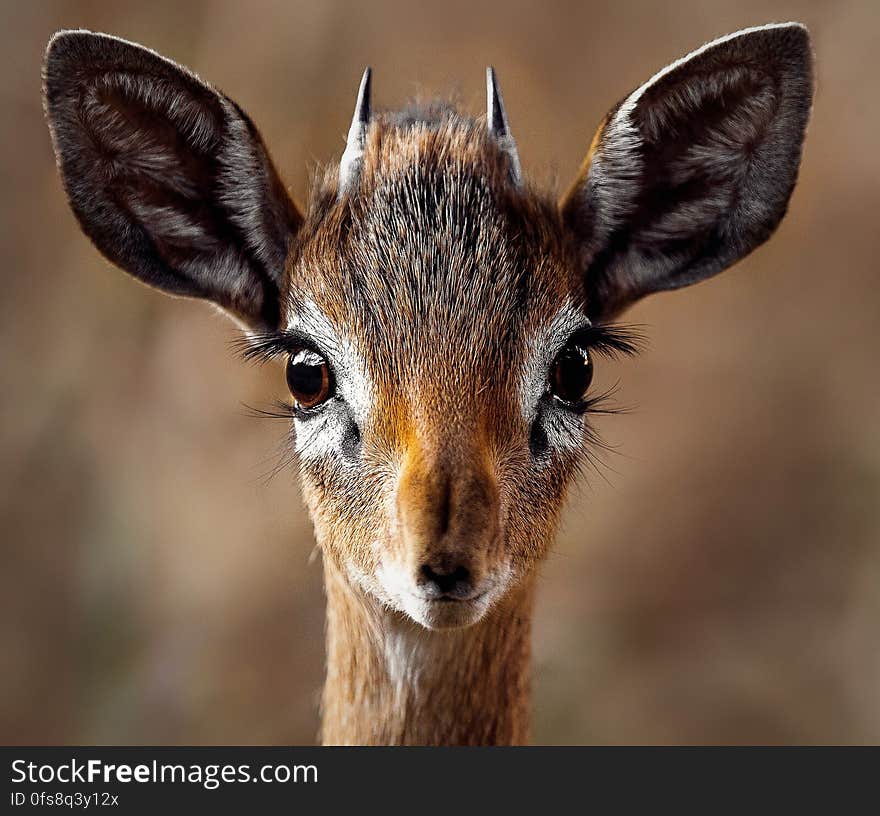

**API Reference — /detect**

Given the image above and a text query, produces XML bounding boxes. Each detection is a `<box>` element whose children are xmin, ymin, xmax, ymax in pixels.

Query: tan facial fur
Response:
<box><xmin>288</xmin><ymin>112</ymin><xmax>583</xmax><ymax>630</ymax></box>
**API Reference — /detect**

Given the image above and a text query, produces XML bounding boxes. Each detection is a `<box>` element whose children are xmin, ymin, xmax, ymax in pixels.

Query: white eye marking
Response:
<box><xmin>291</xmin><ymin>348</ymin><xmax>324</xmax><ymax>367</ymax></box>
<box><xmin>519</xmin><ymin>301</ymin><xmax>592</xmax><ymax>458</ymax></box>
<box><xmin>519</xmin><ymin>300</ymin><xmax>588</xmax><ymax>422</ymax></box>
<box><xmin>286</xmin><ymin>298</ymin><xmax>373</xmax><ymax>462</ymax></box>
<box><xmin>539</xmin><ymin>403</ymin><xmax>588</xmax><ymax>455</ymax></box>
<box><xmin>293</xmin><ymin>410</ymin><xmax>343</xmax><ymax>460</ymax></box>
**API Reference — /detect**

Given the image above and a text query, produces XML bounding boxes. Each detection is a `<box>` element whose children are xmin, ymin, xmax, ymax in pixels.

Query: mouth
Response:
<box><xmin>418</xmin><ymin>589</ymin><xmax>489</xmax><ymax>604</ymax></box>
<box><xmin>371</xmin><ymin>560</ymin><xmax>514</xmax><ymax>631</ymax></box>
<box><xmin>401</xmin><ymin>587</ymin><xmax>495</xmax><ymax>630</ymax></box>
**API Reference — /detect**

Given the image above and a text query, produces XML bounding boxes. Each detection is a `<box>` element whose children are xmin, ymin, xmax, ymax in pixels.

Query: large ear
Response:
<box><xmin>43</xmin><ymin>30</ymin><xmax>302</xmax><ymax>329</ymax></box>
<box><xmin>561</xmin><ymin>23</ymin><xmax>813</xmax><ymax>321</ymax></box>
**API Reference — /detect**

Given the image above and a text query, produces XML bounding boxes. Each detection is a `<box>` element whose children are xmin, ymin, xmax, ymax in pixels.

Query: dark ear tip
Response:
<box><xmin>774</xmin><ymin>21</ymin><xmax>812</xmax><ymax>49</ymax></box>
<box><xmin>727</xmin><ymin>23</ymin><xmax>813</xmax><ymax>87</ymax></box>
<box><xmin>781</xmin><ymin>20</ymin><xmax>810</xmax><ymax>39</ymax></box>
<box><xmin>44</xmin><ymin>30</ymin><xmax>152</xmax><ymax>76</ymax></box>
<box><xmin>770</xmin><ymin>23</ymin><xmax>814</xmax><ymax>85</ymax></box>
<box><xmin>43</xmin><ymin>30</ymin><xmax>104</xmax><ymax>94</ymax></box>
<box><xmin>45</xmin><ymin>29</ymin><xmax>97</xmax><ymax>64</ymax></box>
<box><xmin>757</xmin><ymin>21</ymin><xmax>812</xmax><ymax>59</ymax></box>
<box><xmin>790</xmin><ymin>22</ymin><xmax>813</xmax><ymax>63</ymax></box>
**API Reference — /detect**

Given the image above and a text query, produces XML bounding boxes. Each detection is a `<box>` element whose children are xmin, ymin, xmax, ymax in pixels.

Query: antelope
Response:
<box><xmin>43</xmin><ymin>23</ymin><xmax>813</xmax><ymax>745</ymax></box>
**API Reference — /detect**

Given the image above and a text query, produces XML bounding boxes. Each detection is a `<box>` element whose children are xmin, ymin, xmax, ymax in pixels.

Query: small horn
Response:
<box><xmin>338</xmin><ymin>67</ymin><xmax>372</xmax><ymax>198</ymax></box>
<box><xmin>486</xmin><ymin>66</ymin><xmax>522</xmax><ymax>186</ymax></box>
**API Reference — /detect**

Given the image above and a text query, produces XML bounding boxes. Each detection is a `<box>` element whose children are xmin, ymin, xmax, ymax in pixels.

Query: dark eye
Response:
<box><xmin>549</xmin><ymin>341</ymin><xmax>593</xmax><ymax>405</ymax></box>
<box><xmin>286</xmin><ymin>348</ymin><xmax>333</xmax><ymax>409</ymax></box>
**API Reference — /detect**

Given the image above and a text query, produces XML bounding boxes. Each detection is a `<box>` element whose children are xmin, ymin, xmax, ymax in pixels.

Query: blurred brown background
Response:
<box><xmin>2</xmin><ymin>0</ymin><xmax>878</xmax><ymax>745</ymax></box>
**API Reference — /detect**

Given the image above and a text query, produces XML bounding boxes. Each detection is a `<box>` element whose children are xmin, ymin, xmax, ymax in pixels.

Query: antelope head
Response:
<box><xmin>43</xmin><ymin>24</ymin><xmax>813</xmax><ymax>632</ymax></box>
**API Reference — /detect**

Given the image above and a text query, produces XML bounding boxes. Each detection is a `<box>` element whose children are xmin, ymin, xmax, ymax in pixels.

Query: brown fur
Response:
<box><xmin>291</xmin><ymin>112</ymin><xmax>578</xmax><ymax>743</ymax></box>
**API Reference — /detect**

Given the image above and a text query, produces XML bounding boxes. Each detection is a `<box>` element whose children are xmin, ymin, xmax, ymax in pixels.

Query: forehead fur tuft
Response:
<box><xmin>305</xmin><ymin>104</ymin><xmax>531</xmax><ymax>219</ymax></box>
<box><xmin>290</xmin><ymin>103</ymin><xmax>573</xmax><ymax>304</ymax></box>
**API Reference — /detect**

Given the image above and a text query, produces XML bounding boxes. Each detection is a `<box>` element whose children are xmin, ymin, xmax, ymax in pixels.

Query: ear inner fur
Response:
<box><xmin>561</xmin><ymin>23</ymin><xmax>813</xmax><ymax>320</ymax></box>
<box><xmin>43</xmin><ymin>29</ymin><xmax>302</xmax><ymax>329</ymax></box>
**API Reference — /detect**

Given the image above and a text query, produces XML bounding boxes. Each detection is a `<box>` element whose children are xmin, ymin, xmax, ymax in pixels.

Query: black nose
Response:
<box><xmin>419</xmin><ymin>563</ymin><xmax>472</xmax><ymax>599</ymax></box>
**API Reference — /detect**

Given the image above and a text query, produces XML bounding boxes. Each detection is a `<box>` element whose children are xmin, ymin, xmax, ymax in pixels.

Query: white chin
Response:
<box><xmin>367</xmin><ymin>560</ymin><xmax>514</xmax><ymax>630</ymax></box>
<box><xmin>399</xmin><ymin>594</ymin><xmax>492</xmax><ymax>630</ymax></box>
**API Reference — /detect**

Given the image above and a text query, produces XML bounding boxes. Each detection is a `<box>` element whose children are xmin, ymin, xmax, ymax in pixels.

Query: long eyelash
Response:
<box><xmin>236</xmin><ymin>324</ymin><xmax>644</xmax><ymax>363</ymax></box>
<box><xmin>576</xmin><ymin>376</ymin><xmax>638</xmax><ymax>486</ymax></box>
<box><xmin>576</xmin><ymin>419</ymin><xmax>624</xmax><ymax>488</ymax></box>
<box><xmin>238</xmin><ymin>324</ymin><xmax>642</xmax><ymax>481</ymax></box>
<box><xmin>575</xmin><ymin>390</ymin><xmax>632</xmax><ymax>487</ymax></box>
<box><xmin>235</xmin><ymin>329</ymin><xmax>339</xmax><ymax>372</ymax></box>
<box><xmin>582</xmin><ymin>323</ymin><xmax>646</xmax><ymax>359</ymax></box>
<box><xmin>578</xmin><ymin>381</ymin><xmax>632</xmax><ymax>417</ymax></box>
<box><xmin>231</xmin><ymin>332</ymin><xmax>287</xmax><ymax>364</ymax></box>
<box><xmin>241</xmin><ymin>400</ymin><xmax>297</xmax><ymax>420</ymax></box>
<box><xmin>240</xmin><ymin>401</ymin><xmax>299</xmax><ymax>485</ymax></box>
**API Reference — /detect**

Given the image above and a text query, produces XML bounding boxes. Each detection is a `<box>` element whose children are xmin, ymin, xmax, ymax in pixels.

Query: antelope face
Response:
<box><xmin>44</xmin><ymin>27</ymin><xmax>812</xmax><ymax>630</ymax></box>
<box><xmin>281</xmin><ymin>118</ymin><xmax>626</xmax><ymax>629</ymax></box>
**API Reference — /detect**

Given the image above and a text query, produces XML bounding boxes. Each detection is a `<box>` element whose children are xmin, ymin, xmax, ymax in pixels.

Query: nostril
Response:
<box><xmin>419</xmin><ymin>563</ymin><xmax>471</xmax><ymax>598</ymax></box>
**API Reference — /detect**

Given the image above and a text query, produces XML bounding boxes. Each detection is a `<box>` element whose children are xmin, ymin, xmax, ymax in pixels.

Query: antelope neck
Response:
<box><xmin>320</xmin><ymin>559</ymin><xmax>534</xmax><ymax>745</ymax></box>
